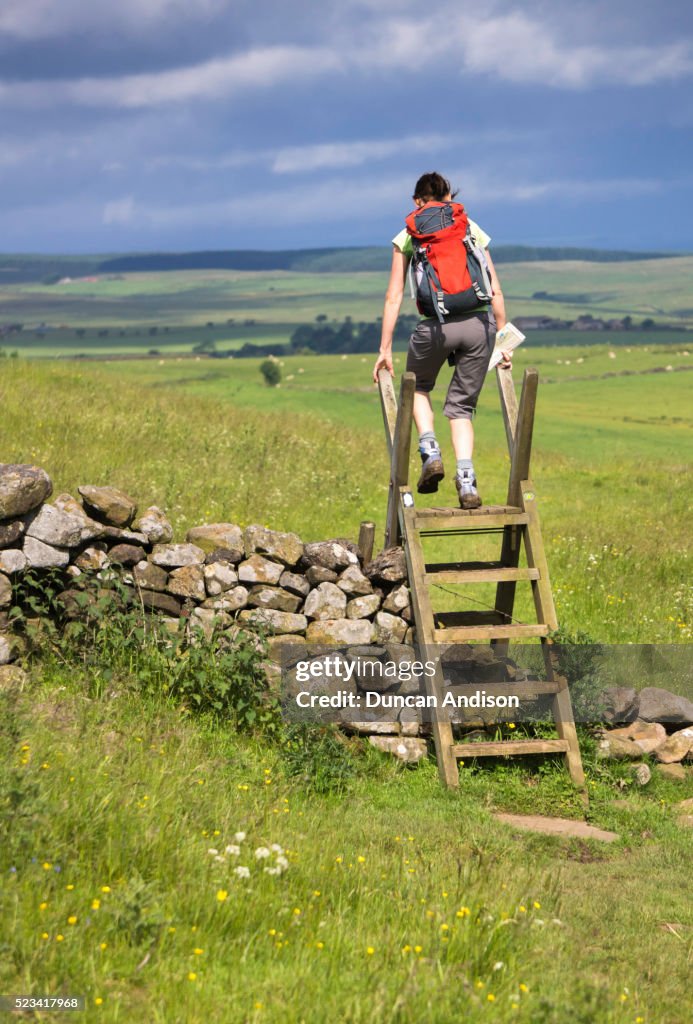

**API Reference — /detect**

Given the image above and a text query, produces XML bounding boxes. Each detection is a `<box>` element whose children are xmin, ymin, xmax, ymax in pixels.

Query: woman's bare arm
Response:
<box><xmin>485</xmin><ymin>250</ymin><xmax>507</xmax><ymax>333</ymax></box>
<box><xmin>373</xmin><ymin>246</ymin><xmax>408</xmax><ymax>382</ymax></box>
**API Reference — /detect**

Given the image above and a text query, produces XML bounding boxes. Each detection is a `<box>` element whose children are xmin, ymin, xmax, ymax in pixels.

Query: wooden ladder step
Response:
<box><xmin>446</xmin><ymin>681</ymin><xmax>563</xmax><ymax>697</ymax></box>
<box><xmin>425</xmin><ymin>563</ymin><xmax>539</xmax><ymax>583</ymax></box>
<box><xmin>415</xmin><ymin>509</ymin><xmax>528</xmax><ymax>532</ymax></box>
<box><xmin>451</xmin><ymin>739</ymin><xmax>570</xmax><ymax>758</ymax></box>
<box><xmin>436</xmin><ymin>610</ymin><xmax>505</xmax><ymax>626</ymax></box>
<box><xmin>417</xmin><ymin>505</ymin><xmax>523</xmax><ymax>517</ymax></box>
<box><xmin>433</xmin><ymin>624</ymin><xmax>550</xmax><ymax>641</ymax></box>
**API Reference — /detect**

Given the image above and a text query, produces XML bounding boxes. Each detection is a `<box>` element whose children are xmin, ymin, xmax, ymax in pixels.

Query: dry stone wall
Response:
<box><xmin>1</xmin><ymin>463</ymin><xmax>692</xmax><ymax>776</ymax></box>
<box><xmin>0</xmin><ymin>464</ymin><xmax>425</xmax><ymax>756</ymax></box>
<box><xmin>0</xmin><ymin>465</ymin><xmax>414</xmax><ymax>647</ymax></box>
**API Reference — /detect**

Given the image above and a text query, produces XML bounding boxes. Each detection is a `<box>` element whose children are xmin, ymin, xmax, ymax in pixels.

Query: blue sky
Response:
<box><xmin>1</xmin><ymin>0</ymin><xmax>691</xmax><ymax>253</ymax></box>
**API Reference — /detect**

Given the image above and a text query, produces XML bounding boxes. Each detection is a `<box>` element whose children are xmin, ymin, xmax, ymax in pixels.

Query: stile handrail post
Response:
<box><xmin>381</xmin><ymin>371</ymin><xmax>415</xmax><ymax>548</ymax></box>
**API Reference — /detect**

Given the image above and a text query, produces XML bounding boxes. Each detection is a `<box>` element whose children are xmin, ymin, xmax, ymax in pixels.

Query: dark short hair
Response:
<box><xmin>413</xmin><ymin>172</ymin><xmax>458</xmax><ymax>201</ymax></box>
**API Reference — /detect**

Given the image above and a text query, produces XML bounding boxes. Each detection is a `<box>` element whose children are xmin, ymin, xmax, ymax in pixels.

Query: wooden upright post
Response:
<box><xmin>384</xmin><ymin>372</ymin><xmax>415</xmax><ymax>548</ymax></box>
<box><xmin>358</xmin><ymin>520</ymin><xmax>376</xmax><ymax>566</ymax></box>
<box><xmin>377</xmin><ymin>368</ymin><xmax>398</xmax><ymax>456</ymax></box>
<box><xmin>493</xmin><ymin>369</ymin><xmax>538</xmax><ymax>653</ymax></box>
<box><xmin>506</xmin><ymin>370</ymin><xmax>538</xmax><ymax>509</ymax></box>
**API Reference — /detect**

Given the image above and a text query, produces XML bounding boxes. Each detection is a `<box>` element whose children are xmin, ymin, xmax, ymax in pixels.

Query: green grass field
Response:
<box><xmin>3</xmin><ymin>670</ymin><xmax>692</xmax><ymax>1024</ymax></box>
<box><xmin>1</xmin><ymin>262</ymin><xmax>692</xmax><ymax>1023</ymax></box>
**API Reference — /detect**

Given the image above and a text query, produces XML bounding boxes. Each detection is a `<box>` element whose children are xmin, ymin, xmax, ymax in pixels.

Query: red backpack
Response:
<box><xmin>405</xmin><ymin>200</ymin><xmax>494</xmax><ymax>321</ymax></box>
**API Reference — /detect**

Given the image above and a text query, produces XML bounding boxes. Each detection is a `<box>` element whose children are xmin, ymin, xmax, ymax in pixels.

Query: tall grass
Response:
<box><xmin>2</xmin><ymin>663</ymin><xmax>691</xmax><ymax>1024</ymax></box>
<box><xmin>0</xmin><ymin>357</ymin><xmax>690</xmax><ymax>642</ymax></box>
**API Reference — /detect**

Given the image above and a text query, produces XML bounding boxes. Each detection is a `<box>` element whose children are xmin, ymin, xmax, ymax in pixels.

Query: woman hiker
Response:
<box><xmin>373</xmin><ymin>172</ymin><xmax>511</xmax><ymax>509</ymax></box>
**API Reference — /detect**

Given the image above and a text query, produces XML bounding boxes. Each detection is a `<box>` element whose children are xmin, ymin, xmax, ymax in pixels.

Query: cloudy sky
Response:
<box><xmin>1</xmin><ymin>0</ymin><xmax>691</xmax><ymax>253</ymax></box>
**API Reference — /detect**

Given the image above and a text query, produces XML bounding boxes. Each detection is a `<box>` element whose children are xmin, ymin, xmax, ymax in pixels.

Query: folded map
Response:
<box><xmin>488</xmin><ymin>322</ymin><xmax>526</xmax><ymax>371</ymax></box>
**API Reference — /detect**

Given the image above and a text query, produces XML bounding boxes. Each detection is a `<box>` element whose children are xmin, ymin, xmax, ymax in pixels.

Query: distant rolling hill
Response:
<box><xmin>0</xmin><ymin>244</ymin><xmax>686</xmax><ymax>283</ymax></box>
<box><xmin>99</xmin><ymin>245</ymin><xmax>682</xmax><ymax>274</ymax></box>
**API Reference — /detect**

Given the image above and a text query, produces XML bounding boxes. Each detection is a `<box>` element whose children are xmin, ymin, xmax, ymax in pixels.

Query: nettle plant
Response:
<box><xmin>9</xmin><ymin>569</ymin><xmax>280</xmax><ymax>737</ymax></box>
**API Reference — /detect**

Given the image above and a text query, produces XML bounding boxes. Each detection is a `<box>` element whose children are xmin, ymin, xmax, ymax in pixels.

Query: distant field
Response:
<box><xmin>2</xmin><ymin>325</ymin><xmax>692</xmax><ymax>360</ymax></box>
<box><xmin>88</xmin><ymin>343</ymin><xmax>693</xmax><ymax>453</ymax></box>
<box><xmin>1</xmin><ymin>257</ymin><xmax>692</xmax><ymax>361</ymax></box>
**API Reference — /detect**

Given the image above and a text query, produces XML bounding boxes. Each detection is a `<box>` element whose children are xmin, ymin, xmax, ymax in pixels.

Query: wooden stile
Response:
<box><xmin>376</xmin><ymin>363</ymin><xmax>586</xmax><ymax>795</ymax></box>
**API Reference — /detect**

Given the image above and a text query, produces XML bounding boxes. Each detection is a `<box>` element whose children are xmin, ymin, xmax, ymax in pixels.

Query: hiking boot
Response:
<box><xmin>455</xmin><ymin>470</ymin><xmax>482</xmax><ymax>509</ymax></box>
<box><xmin>417</xmin><ymin>454</ymin><xmax>445</xmax><ymax>494</ymax></box>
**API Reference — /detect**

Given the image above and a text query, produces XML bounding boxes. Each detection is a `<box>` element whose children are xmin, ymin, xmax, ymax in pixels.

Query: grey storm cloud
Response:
<box><xmin>0</xmin><ymin>0</ymin><xmax>691</xmax><ymax>251</ymax></box>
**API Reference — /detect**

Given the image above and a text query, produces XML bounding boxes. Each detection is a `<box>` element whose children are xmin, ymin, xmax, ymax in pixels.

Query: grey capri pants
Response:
<box><xmin>405</xmin><ymin>311</ymin><xmax>496</xmax><ymax>420</ymax></box>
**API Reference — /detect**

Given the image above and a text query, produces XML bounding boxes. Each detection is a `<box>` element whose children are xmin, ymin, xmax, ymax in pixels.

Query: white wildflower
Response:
<box><xmin>270</xmin><ymin>844</ymin><xmax>283</xmax><ymax>854</ymax></box>
<box><xmin>493</xmin><ymin>962</ymin><xmax>505</xmax><ymax>971</ymax></box>
<box><xmin>234</xmin><ymin>866</ymin><xmax>250</xmax><ymax>879</ymax></box>
<box><xmin>255</xmin><ymin>847</ymin><xmax>271</xmax><ymax>860</ymax></box>
<box><xmin>214</xmin><ymin>855</ymin><xmax>226</xmax><ymax>863</ymax></box>
<box><xmin>225</xmin><ymin>845</ymin><xmax>241</xmax><ymax>856</ymax></box>
<box><xmin>276</xmin><ymin>856</ymin><xmax>289</xmax><ymax>871</ymax></box>
<box><xmin>234</xmin><ymin>832</ymin><xmax>246</xmax><ymax>843</ymax></box>
<box><xmin>264</xmin><ymin>866</ymin><xmax>281</xmax><ymax>876</ymax></box>
<box><xmin>207</xmin><ymin>848</ymin><xmax>219</xmax><ymax>856</ymax></box>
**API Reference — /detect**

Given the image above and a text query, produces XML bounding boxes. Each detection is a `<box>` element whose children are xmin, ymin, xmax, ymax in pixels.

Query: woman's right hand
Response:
<box><xmin>372</xmin><ymin>351</ymin><xmax>394</xmax><ymax>383</ymax></box>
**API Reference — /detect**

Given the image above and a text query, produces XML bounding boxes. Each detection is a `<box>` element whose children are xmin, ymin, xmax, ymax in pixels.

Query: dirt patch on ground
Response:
<box><xmin>494</xmin><ymin>812</ymin><xmax>619</xmax><ymax>843</ymax></box>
